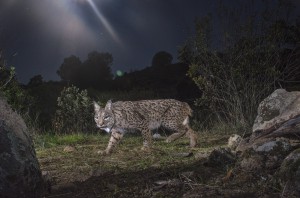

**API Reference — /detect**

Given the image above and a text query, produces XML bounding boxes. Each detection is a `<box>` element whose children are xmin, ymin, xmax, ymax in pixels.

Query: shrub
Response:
<box><xmin>0</xmin><ymin>59</ymin><xmax>34</xmax><ymax>115</ymax></box>
<box><xmin>180</xmin><ymin>11</ymin><xmax>299</xmax><ymax>132</ymax></box>
<box><xmin>52</xmin><ymin>85</ymin><xmax>96</xmax><ymax>134</ymax></box>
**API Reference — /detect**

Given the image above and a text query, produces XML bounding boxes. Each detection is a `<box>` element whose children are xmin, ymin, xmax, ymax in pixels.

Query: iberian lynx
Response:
<box><xmin>93</xmin><ymin>99</ymin><xmax>197</xmax><ymax>155</ymax></box>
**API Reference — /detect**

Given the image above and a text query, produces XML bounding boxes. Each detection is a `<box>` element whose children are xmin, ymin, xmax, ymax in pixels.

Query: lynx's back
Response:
<box><xmin>112</xmin><ymin>99</ymin><xmax>192</xmax><ymax>128</ymax></box>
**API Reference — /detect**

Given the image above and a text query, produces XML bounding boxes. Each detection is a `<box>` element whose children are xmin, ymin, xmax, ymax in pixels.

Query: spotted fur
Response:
<box><xmin>94</xmin><ymin>99</ymin><xmax>197</xmax><ymax>155</ymax></box>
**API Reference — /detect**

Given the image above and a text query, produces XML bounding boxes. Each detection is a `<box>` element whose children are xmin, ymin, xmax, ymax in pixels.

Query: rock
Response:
<box><xmin>240</xmin><ymin>154</ymin><xmax>265</xmax><ymax>171</ymax></box>
<box><xmin>277</xmin><ymin>148</ymin><xmax>300</xmax><ymax>197</ymax></box>
<box><xmin>230</xmin><ymin>89</ymin><xmax>300</xmax><ymax>195</ymax></box>
<box><xmin>0</xmin><ymin>97</ymin><xmax>44</xmax><ymax>197</ymax></box>
<box><xmin>154</xmin><ymin>179</ymin><xmax>182</xmax><ymax>190</ymax></box>
<box><xmin>253</xmin><ymin>138</ymin><xmax>292</xmax><ymax>153</ymax></box>
<box><xmin>228</xmin><ymin>134</ymin><xmax>242</xmax><ymax>150</ymax></box>
<box><xmin>171</xmin><ymin>152</ymin><xmax>193</xmax><ymax>158</ymax></box>
<box><xmin>253</xmin><ymin>89</ymin><xmax>300</xmax><ymax>136</ymax></box>
<box><xmin>42</xmin><ymin>171</ymin><xmax>53</xmax><ymax>193</ymax></box>
<box><xmin>63</xmin><ymin>145</ymin><xmax>76</xmax><ymax>152</ymax></box>
<box><xmin>203</xmin><ymin>148</ymin><xmax>236</xmax><ymax>168</ymax></box>
<box><xmin>239</xmin><ymin>138</ymin><xmax>293</xmax><ymax>171</ymax></box>
<box><xmin>262</xmin><ymin>116</ymin><xmax>300</xmax><ymax>139</ymax></box>
<box><xmin>194</xmin><ymin>152</ymin><xmax>210</xmax><ymax>160</ymax></box>
<box><xmin>237</xmin><ymin>89</ymin><xmax>300</xmax><ymax>153</ymax></box>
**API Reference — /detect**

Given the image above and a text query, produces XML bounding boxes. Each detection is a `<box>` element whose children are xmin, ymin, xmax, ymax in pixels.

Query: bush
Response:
<box><xmin>180</xmin><ymin>12</ymin><xmax>299</xmax><ymax>132</ymax></box>
<box><xmin>0</xmin><ymin>59</ymin><xmax>34</xmax><ymax>116</ymax></box>
<box><xmin>52</xmin><ymin>85</ymin><xmax>96</xmax><ymax>134</ymax></box>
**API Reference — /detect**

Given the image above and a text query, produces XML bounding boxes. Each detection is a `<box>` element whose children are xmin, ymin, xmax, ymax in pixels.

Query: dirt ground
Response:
<box><xmin>37</xmin><ymin>133</ymin><xmax>282</xmax><ymax>198</ymax></box>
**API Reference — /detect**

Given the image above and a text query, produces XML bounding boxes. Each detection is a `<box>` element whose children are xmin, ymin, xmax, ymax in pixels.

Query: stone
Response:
<box><xmin>63</xmin><ymin>145</ymin><xmax>75</xmax><ymax>152</ymax></box>
<box><xmin>253</xmin><ymin>139</ymin><xmax>291</xmax><ymax>153</ymax></box>
<box><xmin>203</xmin><ymin>148</ymin><xmax>236</xmax><ymax>168</ymax></box>
<box><xmin>239</xmin><ymin>138</ymin><xmax>293</xmax><ymax>171</ymax></box>
<box><xmin>240</xmin><ymin>154</ymin><xmax>265</xmax><ymax>171</ymax></box>
<box><xmin>277</xmin><ymin>148</ymin><xmax>300</xmax><ymax>197</ymax></box>
<box><xmin>194</xmin><ymin>152</ymin><xmax>210</xmax><ymax>160</ymax></box>
<box><xmin>253</xmin><ymin>89</ymin><xmax>300</xmax><ymax>135</ymax></box>
<box><xmin>0</xmin><ymin>97</ymin><xmax>44</xmax><ymax>198</ymax></box>
<box><xmin>228</xmin><ymin>134</ymin><xmax>242</xmax><ymax>150</ymax></box>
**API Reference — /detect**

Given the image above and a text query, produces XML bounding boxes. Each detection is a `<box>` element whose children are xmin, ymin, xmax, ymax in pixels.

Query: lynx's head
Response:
<box><xmin>93</xmin><ymin>100</ymin><xmax>114</xmax><ymax>133</ymax></box>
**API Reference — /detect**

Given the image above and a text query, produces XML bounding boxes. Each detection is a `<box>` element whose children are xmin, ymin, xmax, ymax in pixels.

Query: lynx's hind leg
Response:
<box><xmin>165</xmin><ymin>120</ymin><xmax>187</xmax><ymax>143</ymax></box>
<box><xmin>185</xmin><ymin>128</ymin><xmax>198</xmax><ymax>148</ymax></box>
<box><xmin>183</xmin><ymin>116</ymin><xmax>198</xmax><ymax>147</ymax></box>
<box><xmin>165</xmin><ymin>126</ymin><xmax>197</xmax><ymax>148</ymax></box>
<box><xmin>165</xmin><ymin>130</ymin><xmax>186</xmax><ymax>143</ymax></box>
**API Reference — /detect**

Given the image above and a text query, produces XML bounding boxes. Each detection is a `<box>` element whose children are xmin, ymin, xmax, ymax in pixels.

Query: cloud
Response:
<box><xmin>30</xmin><ymin>1</ymin><xmax>101</xmax><ymax>55</ymax></box>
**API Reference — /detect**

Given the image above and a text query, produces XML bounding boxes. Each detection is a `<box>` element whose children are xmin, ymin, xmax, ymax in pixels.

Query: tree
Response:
<box><xmin>77</xmin><ymin>51</ymin><xmax>113</xmax><ymax>90</ymax></box>
<box><xmin>57</xmin><ymin>55</ymin><xmax>81</xmax><ymax>83</ymax></box>
<box><xmin>57</xmin><ymin>51</ymin><xmax>113</xmax><ymax>90</ymax></box>
<box><xmin>151</xmin><ymin>51</ymin><xmax>173</xmax><ymax>67</ymax></box>
<box><xmin>28</xmin><ymin>75</ymin><xmax>43</xmax><ymax>87</ymax></box>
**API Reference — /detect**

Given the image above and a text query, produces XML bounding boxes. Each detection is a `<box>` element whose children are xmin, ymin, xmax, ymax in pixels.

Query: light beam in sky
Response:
<box><xmin>86</xmin><ymin>0</ymin><xmax>122</xmax><ymax>45</ymax></box>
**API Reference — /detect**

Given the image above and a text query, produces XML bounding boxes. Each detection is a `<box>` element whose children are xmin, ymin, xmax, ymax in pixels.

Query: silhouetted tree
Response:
<box><xmin>76</xmin><ymin>51</ymin><xmax>113</xmax><ymax>90</ymax></box>
<box><xmin>28</xmin><ymin>75</ymin><xmax>43</xmax><ymax>87</ymax></box>
<box><xmin>57</xmin><ymin>51</ymin><xmax>113</xmax><ymax>90</ymax></box>
<box><xmin>57</xmin><ymin>55</ymin><xmax>81</xmax><ymax>83</ymax></box>
<box><xmin>151</xmin><ymin>51</ymin><xmax>173</xmax><ymax>67</ymax></box>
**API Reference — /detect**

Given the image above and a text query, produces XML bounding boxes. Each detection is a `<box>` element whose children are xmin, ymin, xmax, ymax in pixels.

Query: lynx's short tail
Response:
<box><xmin>183</xmin><ymin>102</ymin><xmax>193</xmax><ymax>126</ymax></box>
<box><xmin>184</xmin><ymin>102</ymin><xmax>193</xmax><ymax>117</ymax></box>
<box><xmin>183</xmin><ymin>116</ymin><xmax>189</xmax><ymax>126</ymax></box>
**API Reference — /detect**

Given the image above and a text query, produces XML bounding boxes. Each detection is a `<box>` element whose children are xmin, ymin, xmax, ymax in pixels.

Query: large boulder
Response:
<box><xmin>0</xmin><ymin>97</ymin><xmax>44</xmax><ymax>197</ymax></box>
<box><xmin>236</xmin><ymin>89</ymin><xmax>300</xmax><ymax>152</ymax></box>
<box><xmin>234</xmin><ymin>89</ymin><xmax>300</xmax><ymax>196</ymax></box>
<box><xmin>252</xmin><ymin>89</ymin><xmax>300</xmax><ymax>136</ymax></box>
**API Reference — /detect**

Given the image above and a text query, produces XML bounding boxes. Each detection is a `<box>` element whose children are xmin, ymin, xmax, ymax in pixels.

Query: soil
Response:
<box><xmin>37</xmin><ymin>134</ymin><xmax>283</xmax><ymax>198</ymax></box>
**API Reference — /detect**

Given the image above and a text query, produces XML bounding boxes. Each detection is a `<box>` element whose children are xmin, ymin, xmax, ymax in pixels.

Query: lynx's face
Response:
<box><xmin>93</xmin><ymin>101</ymin><xmax>114</xmax><ymax>133</ymax></box>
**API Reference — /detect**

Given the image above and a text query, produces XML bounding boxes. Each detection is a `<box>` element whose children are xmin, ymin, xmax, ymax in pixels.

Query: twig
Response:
<box><xmin>280</xmin><ymin>181</ymin><xmax>288</xmax><ymax>198</ymax></box>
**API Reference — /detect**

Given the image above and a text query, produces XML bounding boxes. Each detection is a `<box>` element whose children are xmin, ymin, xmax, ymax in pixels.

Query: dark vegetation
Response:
<box><xmin>0</xmin><ymin>0</ymin><xmax>300</xmax><ymax>197</ymax></box>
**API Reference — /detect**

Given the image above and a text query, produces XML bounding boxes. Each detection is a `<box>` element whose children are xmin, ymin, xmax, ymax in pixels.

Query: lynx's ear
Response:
<box><xmin>93</xmin><ymin>101</ymin><xmax>101</xmax><ymax>112</ymax></box>
<box><xmin>105</xmin><ymin>100</ymin><xmax>112</xmax><ymax>110</ymax></box>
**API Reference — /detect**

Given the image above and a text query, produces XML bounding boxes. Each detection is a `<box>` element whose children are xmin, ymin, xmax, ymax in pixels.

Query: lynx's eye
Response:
<box><xmin>104</xmin><ymin>116</ymin><xmax>110</xmax><ymax>121</ymax></box>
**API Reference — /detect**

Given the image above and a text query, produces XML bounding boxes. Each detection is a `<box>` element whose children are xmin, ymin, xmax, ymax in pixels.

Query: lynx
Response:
<box><xmin>93</xmin><ymin>99</ymin><xmax>197</xmax><ymax>155</ymax></box>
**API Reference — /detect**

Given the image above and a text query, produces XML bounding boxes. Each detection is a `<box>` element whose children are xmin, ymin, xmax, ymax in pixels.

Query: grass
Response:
<box><xmin>33</xmin><ymin>133</ymin><xmax>103</xmax><ymax>149</ymax></box>
<box><xmin>34</xmin><ymin>131</ymin><xmax>281</xmax><ymax>197</ymax></box>
<box><xmin>34</xmin><ymin>131</ymin><xmax>244</xmax><ymax>197</ymax></box>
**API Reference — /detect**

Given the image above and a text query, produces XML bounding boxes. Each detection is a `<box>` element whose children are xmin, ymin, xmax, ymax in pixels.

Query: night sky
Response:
<box><xmin>0</xmin><ymin>0</ymin><xmax>299</xmax><ymax>83</ymax></box>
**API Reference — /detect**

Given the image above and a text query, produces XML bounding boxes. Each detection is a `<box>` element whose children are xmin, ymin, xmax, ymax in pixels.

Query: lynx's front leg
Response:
<box><xmin>99</xmin><ymin>129</ymin><xmax>124</xmax><ymax>155</ymax></box>
<box><xmin>140</xmin><ymin>127</ymin><xmax>153</xmax><ymax>152</ymax></box>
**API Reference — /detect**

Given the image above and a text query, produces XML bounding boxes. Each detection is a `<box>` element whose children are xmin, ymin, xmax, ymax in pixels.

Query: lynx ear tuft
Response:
<box><xmin>93</xmin><ymin>101</ymin><xmax>101</xmax><ymax>111</ymax></box>
<box><xmin>105</xmin><ymin>100</ymin><xmax>112</xmax><ymax>110</ymax></box>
